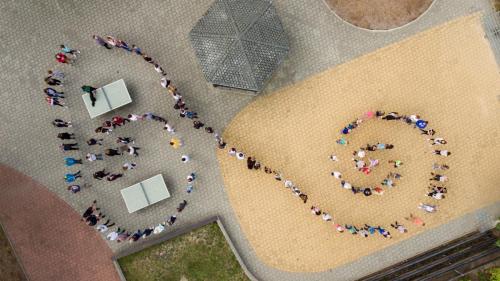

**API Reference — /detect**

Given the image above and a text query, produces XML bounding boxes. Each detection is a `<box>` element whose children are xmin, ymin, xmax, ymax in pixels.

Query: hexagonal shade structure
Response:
<box><xmin>189</xmin><ymin>0</ymin><xmax>289</xmax><ymax>93</ymax></box>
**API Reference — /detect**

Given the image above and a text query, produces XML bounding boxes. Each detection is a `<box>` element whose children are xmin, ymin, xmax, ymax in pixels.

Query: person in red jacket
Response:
<box><xmin>55</xmin><ymin>52</ymin><xmax>73</xmax><ymax>64</ymax></box>
<box><xmin>112</xmin><ymin>116</ymin><xmax>130</xmax><ymax>127</ymax></box>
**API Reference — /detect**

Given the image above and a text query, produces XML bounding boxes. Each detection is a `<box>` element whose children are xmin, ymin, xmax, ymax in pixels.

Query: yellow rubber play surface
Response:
<box><xmin>216</xmin><ymin>14</ymin><xmax>500</xmax><ymax>272</ymax></box>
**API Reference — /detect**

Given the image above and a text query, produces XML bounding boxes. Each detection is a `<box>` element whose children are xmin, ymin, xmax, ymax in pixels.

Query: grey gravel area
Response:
<box><xmin>0</xmin><ymin>0</ymin><xmax>498</xmax><ymax>280</ymax></box>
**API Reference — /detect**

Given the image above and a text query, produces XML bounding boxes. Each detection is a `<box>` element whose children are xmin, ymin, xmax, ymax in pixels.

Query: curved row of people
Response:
<box><xmin>331</xmin><ymin>172</ymin><xmax>403</xmax><ymax>197</ymax></box>
<box><xmin>93</xmin><ymin>35</ymin><xmax>215</xmax><ymax>134</ymax></box>
<box><xmin>49</xmin><ymin>43</ymin><xmax>203</xmax><ymax>244</ymax></box>
<box><xmin>46</xmin><ymin>48</ymin><xmax>92</xmax><ymax>193</ymax></box>
<box><xmin>46</xmin><ymin>45</ymin><xmax>80</xmax><ymax>107</ymax></box>
<box><xmin>91</xmin><ymin>112</ymin><xmax>195</xmax><ymax>163</ymax></box>
<box><xmin>333</xmin><ymin>110</ymin><xmax>451</xmax><ymax>210</ymax></box>
<box><xmin>337</xmin><ymin>111</ymin><xmax>447</xmax><ymax>141</ymax></box>
<box><xmin>82</xmin><ymin>200</ymin><xmax>188</xmax><ymax>243</ymax></box>
<box><xmin>309</xmin><ymin>205</ymin><xmax>423</xmax><ymax>238</ymax></box>
<box><xmin>92</xmin><ymin>36</ymin><xmax>418</xmax><ymax>239</ymax></box>
<box><xmin>57</xmin><ymin>123</ymin><xmax>142</xmax><ymax>184</ymax></box>
<box><xmin>53</xmin><ymin>115</ymin><xmax>140</xmax><ymax>188</ymax></box>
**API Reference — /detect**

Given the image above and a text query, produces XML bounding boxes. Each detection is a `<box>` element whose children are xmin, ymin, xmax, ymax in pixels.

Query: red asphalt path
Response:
<box><xmin>0</xmin><ymin>165</ymin><xmax>120</xmax><ymax>281</ymax></box>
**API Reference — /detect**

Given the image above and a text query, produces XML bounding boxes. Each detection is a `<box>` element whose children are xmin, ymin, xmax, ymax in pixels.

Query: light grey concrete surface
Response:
<box><xmin>0</xmin><ymin>0</ymin><xmax>498</xmax><ymax>280</ymax></box>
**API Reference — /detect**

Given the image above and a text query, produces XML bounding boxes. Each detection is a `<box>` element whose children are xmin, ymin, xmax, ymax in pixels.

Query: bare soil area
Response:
<box><xmin>217</xmin><ymin>15</ymin><xmax>500</xmax><ymax>272</ymax></box>
<box><xmin>326</xmin><ymin>0</ymin><xmax>434</xmax><ymax>30</ymax></box>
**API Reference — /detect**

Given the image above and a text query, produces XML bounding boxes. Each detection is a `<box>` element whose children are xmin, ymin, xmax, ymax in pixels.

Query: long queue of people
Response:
<box><xmin>82</xmin><ymin>200</ymin><xmax>188</xmax><ymax>243</ymax></box>
<box><xmin>48</xmin><ymin>49</ymin><xmax>140</xmax><ymax>192</ymax></box>
<box><xmin>46</xmin><ymin>45</ymin><xmax>80</xmax><ymax>108</ymax></box>
<box><xmin>45</xmin><ymin>45</ymin><xmax>92</xmax><ymax>194</ymax></box>
<box><xmin>46</xmin><ymin>42</ymin><xmax>199</xmax><ymax>245</ymax></box>
<box><xmin>91</xmin><ymin>36</ymin><xmax>431</xmax><ymax>239</ymax></box>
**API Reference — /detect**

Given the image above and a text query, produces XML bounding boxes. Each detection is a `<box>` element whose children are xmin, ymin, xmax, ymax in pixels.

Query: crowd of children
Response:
<box><xmin>93</xmin><ymin>37</ymin><xmax>453</xmax><ymax>239</ymax></box>
<box><xmin>330</xmin><ymin>111</ymin><xmax>451</xmax><ymax>223</ymax></box>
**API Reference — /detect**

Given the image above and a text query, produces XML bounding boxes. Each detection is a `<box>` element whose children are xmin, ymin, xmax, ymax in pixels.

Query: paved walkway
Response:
<box><xmin>0</xmin><ymin>165</ymin><xmax>120</xmax><ymax>281</ymax></box>
<box><xmin>0</xmin><ymin>0</ymin><xmax>497</xmax><ymax>280</ymax></box>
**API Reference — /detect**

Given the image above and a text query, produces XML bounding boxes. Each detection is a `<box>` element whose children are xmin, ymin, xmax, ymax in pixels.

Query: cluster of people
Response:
<box><xmin>94</xmin><ymin>36</ymin><xmax>435</xmax><ymax>239</ymax></box>
<box><xmin>45</xmin><ymin>69</ymin><xmax>68</xmax><ymax>108</ymax></box>
<box><xmin>374</xmin><ymin>112</ymin><xmax>451</xmax><ymax>208</ymax></box>
<box><xmin>94</xmin><ymin>114</ymin><xmax>135</xmax><ymax>134</ymax></box>
<box><xmin>87</xmin><ymin>136</ymin><xmax>142</xmax><ymax>182</ymax></box>
<box><xmin>334</xmin><ymin>171</ymin><xmax>402</xmax><ymax>197</ymax></box>
<box><xmin>92</xmin><ymin>112</ymin><xmax>195</xmax><ymax>164</ymax></box>
<box><xmin>426</xmin><ymin>184</ymin><xmax>447</xmax><ymax>200</ymax></box>
<box><xmin>364</xmin><ymin>143</ymin><xmax>395</xmax><ymax>151</ymax></box>
<box><xmin>186</xmin><ymin>173</ymin><xmax>197</xmax><ymax>193</ymax></box>
<box><xmin>336</xmin><ymin>111</ymin><xmax>431</xmax><ymax>144</ymax></box>
<box><xmin>58</xmin><ymin>120</ymin><xmax>140</xmax><ymax>185</ymax></box>
<box><xmin>330</xmin><ymin>142</ymin><xmax>403</xmax><ymax>197</ymax></box>
<box><xmin>55</xmin><ymin>44</ymin><xmax>79</xmax><ymax>65</ymax></box>
<box><xmin>94</xmin><ymin>113</ymin><xmax>168</xmax><ymax>136</ymax></box>
<box><xmin>352</xmin><ymin>148</ymin><xmax>379</xmax><ymax>174</ymax></box>
<box><xmin>60</xmin><ymin>132</ymin><xmax>140</xmax><ymax>187</ymax></box>
<box><xmin>227</xmin><ymin>147</ymin><xmax>309</xmax><ymax>203</ymax></box>
<box><xmin>93</xmin><ymin>35</ymin><xmax>223</xmax><ymax>148</ymax></box>
<box><xmin>81</xmin><ymin>200</ymin><xmax>110</xmax><ymax>226</ymax></box>
<box><xmin>425</xmin><ymin>166</ymin><xmax>450</xmax><ymax>201</ymax></box>
<box><xmin>46</xmin><ymin>45</ymin><xmax>91</xmax><ymax>193</ymax></box>
<box><xmin>47</xmin><ymin>70</ymin><xmax>88</xmax><ymax>193</ymax></box>
<box><xmin>82</xmin><ymin>200</ymin><xmax>188</xmax><ymax>243</ymax></box>
<box><xmin>56</xmin><ymin>121</ymin><xmax>91</xmax><ymax>193</ymax></box>
<box><xmin>333</xmin><ymin>110</ymin><xmax>451</xmax><ymax>216</ymax></box>
<box><xmin>93</xmin><ymin>35</ymin><xmax>216</xmax><ymax>132</ymax></box>
<box><xmin>310</xmin><ymin>205</ymin><xmax>416</xmax><ymax>238</ymax></box>
<box><xmin>381</xmin><ymin>172</ymin><xmax>402</xmax><ymax>188</ymax></box>
<box><xmin>44</xmin><ymin>41</ymin><xmax>198</xmax><ymax>244</ymax></box>
<box><xmin>93</xmin><ymin>35</ymin><xmax>418</xmax><ymax>236</ymax></box>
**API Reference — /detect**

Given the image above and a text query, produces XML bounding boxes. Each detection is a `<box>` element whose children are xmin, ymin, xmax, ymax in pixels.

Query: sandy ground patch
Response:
<box><xmin>216</xmin><ymin>14</ymin><xmax>500</xmax><ymax>272</ymax></box>
<box><xmin>326</xmin><ymin>0</ymin><xmax>434</xmax><ymax>30</ymax></box>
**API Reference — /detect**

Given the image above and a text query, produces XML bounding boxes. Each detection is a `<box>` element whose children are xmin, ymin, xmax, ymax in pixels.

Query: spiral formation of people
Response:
<box><xmin>2</xmin><ymin>4</ymin><xmax>500</xmax><ymax>281</ymax></box>
<box><xmin>39</xmin><ymin>29</ymin><xmax>498</xmax><ymax>276</ymax></box>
